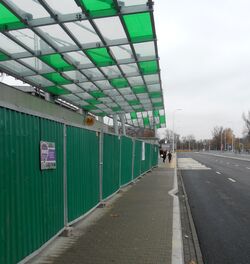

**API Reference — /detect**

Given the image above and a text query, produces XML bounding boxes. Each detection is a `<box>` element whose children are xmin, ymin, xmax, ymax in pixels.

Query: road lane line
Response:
<box><xmin>246</xmin><ymin>167</ymin><xmax>250</xmax><ymax>170</ymax></box>
<box><xmin>216</xmin><ymin>171</ymin><xmax>221</xmax><ymax>175</ymax></box>
<box><xmin>228</xmin><ymin>178</ymin><xmax>236</xmax><ymax>183</ymax></box>
<box><xmin>234</xmin><ymin>164</ymin><xmax>239</xmax><ymax>167</ymax></box>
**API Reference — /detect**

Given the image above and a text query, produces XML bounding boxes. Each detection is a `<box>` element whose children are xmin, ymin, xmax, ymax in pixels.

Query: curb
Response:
<box><xmin>168</xmin><ymin>154</ymin><xmax>184</xmax><ymax>264</ymax></box>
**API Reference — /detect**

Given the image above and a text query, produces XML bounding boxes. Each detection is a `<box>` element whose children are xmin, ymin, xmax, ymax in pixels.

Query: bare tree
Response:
<box><xmin>242</xmin><ymin>111</ymin><xmax>250</xmax><ymax>138</ymax></box>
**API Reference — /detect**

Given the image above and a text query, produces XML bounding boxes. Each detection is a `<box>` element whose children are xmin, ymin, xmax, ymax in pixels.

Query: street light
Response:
<box><xmin>172</xmin><ymin>109</ymin><xmax>182</xmax><ymax>153</ymax></box>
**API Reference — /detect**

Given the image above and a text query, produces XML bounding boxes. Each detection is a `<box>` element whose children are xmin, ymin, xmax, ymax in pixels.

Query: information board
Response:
<box><xmin>40</xmin><ymin>141</ymin><xmax>56</xmax><ymax>170</ymax></box>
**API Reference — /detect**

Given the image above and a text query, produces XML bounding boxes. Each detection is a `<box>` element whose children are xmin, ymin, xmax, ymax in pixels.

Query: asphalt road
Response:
<box><xmin>178</xmin><ymin>152</ymin><xmax>250</xmax><ymax>264</ymax></box>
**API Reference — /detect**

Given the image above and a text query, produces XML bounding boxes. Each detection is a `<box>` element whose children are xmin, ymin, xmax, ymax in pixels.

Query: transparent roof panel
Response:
<box><xmin>134</xmin><ymin>41</ymin><xmax>156</xmax><ymax>59</ymax></box>
<box><xmin>44</xmin><ymin>86</ymin><xmax>70</xmax><ymax>96</ymax></box>
<box><xmin>110</xmin><ymin>45</ymin><xmax>133</xmax><ymax>62</ymax></box>
<box><xmin>0</xmin><ymin>3</ymin><xmax>25</xmax><ymax>31</ymax></box>
<box><xmin>94</xmin><ymin>17</ymin><xmax>127</xmax><ymax>44</ymax></box>
<box><xmin>144</xmin><ymin>74</ymin><xmax>160</xmax><ymax>84</ymax></box>
<box><xmin>5</xmin><ymin>0</ymin><xmax>49</xmax><ymax>19</ymax></box>
<box><xmin>123</xmin><ymin>12</ymin><xmax>153</xmax><ymax>43</ymax></box>
<box><xmin>19</xmin><ymin>57</ymin><xmax>54</xmax><ymax>73</ymax></box>
<box><xmin>127</xmin><ymin>76</ymin><xmax>143</xmax><ymax>86</ymax></box>
<box><xmin>44</xmin><ymin>0</ymin><xmax>82</xmax><ymax>15</ymax></box>
<box><xmin>0</xmin><ymin>33</ymin><xmax>29</xmax><ymax>55</ymax></box>
<box><xmin>0</xmin><ymin>60</ymin><xmax>35</xmax><ymax>76</ymax></box>
<box><xmin>64</xmin><ymin>21</ymin><xmax>102</xmax><ymax>47</ymax></box>
<box><xmin>94</xmin><ymin>80</ymin><xmax>113</xmax><ymax>90</ymax></box>
<box><xmin>0</xmin><ymin>51</ymin><xmax>10</xmax><ymax>61</ymax></box>
<box><xmin>60</xmin><ymin>94</ymin><xmax>81</xmax><ymax>102</ymax></box>
<box><xmin>79</xmin><ymin>82</ymin><xmax>98</xmax><ymax>91</ymax></box>
<box><xmin>77</xmin><ymin>92</ymin><xmax>93</xmax><ymax>100</ymax></box>
<box><xmin>62</xmin><ymin>70</ymin><xmax>87</xmax><ymax>82</ymax></box>
<box><xmin>119</xmin><ymin>87</ymin><xmax>132</xmax><ymax>95</ymax></box>
<box><xmin>62</xmin><ymin>83</ymin><xmax>84</xmax><ymax>93</ymax></box>
<box><xmin>25</xmin><ymin>75</ymin><xmax>54</xmax><ymax>87</ymax></box>
<box><xmin>147</xmin><ymin>83</ymin><xmax>161</xmax><ymax>92</ymax></box>
<box><xmin>38</xmin><ymin>25</ymin><xmax>76</xmax><ymax>50</ymax></box>
<box><xmin>101</xmin><ymin>65</ymin><xmax>121</xmax><ymax>78</ymax></box>
<box><xmin>79</xmin><ymin>0</ymin><xmax>117</xmax><ymax>18</ymax></box>
<box><xmin>9</xmin><ymin>29</ymin><xmax>53</xmax><ymax>54</ymax></box>
<box><xmin>81</xmin><ymin>68</ymin><xmax>104</xmax><ymax>80</ymax></box>
<box><xmin>119</xmin><ymin>0</ymin><xmax>148</xmax><ymax>7</ymax></box>
<box><xmin>64</xmin><ymin>51</ymin><xmax>94</xmax><ymax>68</ymax></box>
<box><xmin>120</xmin><ymin>63</ymin><xmax>139</xmax><ymax>75</ymax></box>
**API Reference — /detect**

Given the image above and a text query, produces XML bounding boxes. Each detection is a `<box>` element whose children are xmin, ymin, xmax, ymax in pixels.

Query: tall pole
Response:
<box><xmin>220</xmin><ymin>130</ymin><xmax>223</xmax><ymax>151</ymax></box>
<box><xmin>172</xmin><ymin>109</ymin><xmax>182</xmax><ymax>153</ymax></box>
<box><xmin>224</xmin><ymin>129</ymin><xmax>227</xmax><ymax>151</ymax></box>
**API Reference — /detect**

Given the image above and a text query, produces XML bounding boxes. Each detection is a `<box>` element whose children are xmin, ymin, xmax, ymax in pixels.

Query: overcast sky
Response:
<box><xmin>155</xmin><ymin>0</ymin><xmax>250</xmax><ymax>139</ymax></box>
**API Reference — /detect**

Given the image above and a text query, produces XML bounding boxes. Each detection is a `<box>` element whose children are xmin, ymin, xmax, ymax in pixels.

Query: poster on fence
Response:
<box><xmin>40</xmin><ymin>141</ymin><xmax>56</xmax><ymax>170</ymax></box>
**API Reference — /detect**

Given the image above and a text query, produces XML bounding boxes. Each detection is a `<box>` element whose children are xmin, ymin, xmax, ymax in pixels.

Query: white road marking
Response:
<box><xmin>216</xmin><ymin>171</ymin><xmax>221</xmax><ymax>175</ymax></box>
<box><xmin>246</xmin><ymin>167</ymin><xmax>250</xmax><ymax>170</ymax></box>
<box><xmin>228</xmin><ymin>178</ymin><xmax>236</xmax><ymax>183</ymax></box>
<box><xmin>234</xmin><ymin>164</ymin><xmax>239</xmax><ymax>167</ymax></box>
<box><xmin>178</xmin><ymin>158</ymin><xmax>211</xmax><ymax>170</ymax></box>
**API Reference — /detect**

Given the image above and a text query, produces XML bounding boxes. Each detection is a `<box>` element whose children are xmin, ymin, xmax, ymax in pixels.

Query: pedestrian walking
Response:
<box><xmin>162</xmin><ymin>151</ymin><xmax>167</xmax><ymax>163</ymax></box>
<box><xmin>167</xmin><ymin>152</ymin><xmax>172</xmax><ymax>163</ymax></box>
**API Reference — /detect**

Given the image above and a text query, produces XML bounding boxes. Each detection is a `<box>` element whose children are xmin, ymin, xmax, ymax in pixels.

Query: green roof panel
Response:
<box><xmin>40</xmin><ymin>54</ymin><xmax>74</xmax><ymax>72</ymax></box>
<box><xmin>160</xmin><ymin>115</ymin><xmax>166</xmax><ymax>124</ymax></box>
<box><xmin>44</xmin><ymin>86</ymin><xmax>70</xmax><ymax>96</ymax></box>
<box><xmin>153</xmin><ymin>102</ymin><xmax>163</xmax><ymax>107</ymax></box>
<box><xmin>42</xmin><ymin>72</ymin><xmax>72</xmax><ymax>85</ymax></box>
<box><xmin>123</xmin><ymin>12</ymin><xmax>153</xmax><ymax>43</ymax></box>
<box><xmin>149</xmin><ymin>92</ymin><xmax>162</xmax><ymax>98</ymax></box>
<box><xmin>0</xmin><ymin>3</ymin><xmax>25</xmax><ymax>31</ymax></box>
<box><xmin>128</xmin><ymin>100</ymin><xmax>140</xmax><ymax>106</ymax></box>
<box><xmin>86</xmin><ymin>47</ymin><xmax>115</xmax><ymax>67</ymax></box>
<box><xmin>90</xmin><ymin>90</ymin><xmax>107</xmax><ymax>98</ymax></box>
<box><xmin>0</xmin><ymin>51</ymin><xmax>10</xmax><ymax>61</ymax></box>
<box><xmin>130</xmin><ymin>112</ymin><xmax>137</xmax><ymax>120</ymax></box>
<box><xmin>139</xmin><ymin>60</ymin><xmax>158</xmax><ymax>75</ymax></box>
<box><xmin>85</xmin><ymin>98</ymin><xmax>101</xmax><ymax>105</ymax></box>
<box><xmin>80</xmin><ymin>0</ymin><xmax>117</xmax><ymax>18</ymax></box>
<box><xmin>112</xmin><ymin>106</ymin><xmax>121</xmax><ymax>112</ymax></box>
<box><xmin>132</xmin><ymin>85</ymin><xmax>147</xmax><ymax>94</ymax></box>
<box><xmin>83</xmin><ymin>104</ymin><xmax>97</xmax><ymax>110</ymax></box>
<box><xmin>153</xmin><ymin>110</ymin><xmax>159</xmax><ymax>117</ymax></box>
<box><xmin>143</xmin><ymin>117</ymin><xmax>150</xmax><ymax>126</ymax></box>
<box><xmin>110</xmin><ymin>78</ymin><xmax>129</xmax><ymax>88</ymax></box>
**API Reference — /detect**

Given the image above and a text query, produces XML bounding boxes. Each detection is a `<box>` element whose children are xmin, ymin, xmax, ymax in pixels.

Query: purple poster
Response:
<box><xmin>40</xmin><ymin>141</ymin><xmax>56</xmax><ymax>170</ymax></box>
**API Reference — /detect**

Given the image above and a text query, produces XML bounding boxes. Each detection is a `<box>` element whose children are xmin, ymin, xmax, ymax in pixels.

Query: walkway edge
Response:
<box><xmin>168</xmin><ymin>155</ymin><xmax>184</xmax><ymax>264</ymax></box>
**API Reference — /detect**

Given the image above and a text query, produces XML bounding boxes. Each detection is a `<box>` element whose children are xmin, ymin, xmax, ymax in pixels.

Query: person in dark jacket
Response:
<box><xmin>167</xmin><ymin>152</ymin><xmax>172</xmax><ymax>163</ymax></box>
<box><xmin>162</xmin><ymin>151</ymin><xmax>167</xmax><ymax>163</ymax></box>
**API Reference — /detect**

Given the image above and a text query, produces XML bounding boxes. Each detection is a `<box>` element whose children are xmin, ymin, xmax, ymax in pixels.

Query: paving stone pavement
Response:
<box><xmin>31</xmin><ymin>163</ymin><xmax>174</xmax><ymax>264</ymax></box>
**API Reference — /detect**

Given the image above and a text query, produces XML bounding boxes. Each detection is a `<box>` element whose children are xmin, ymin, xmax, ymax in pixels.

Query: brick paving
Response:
<box><xmin>45</xmin><ymin>164</ymin><xmax>174</xmax><ymax>264</ymax></box>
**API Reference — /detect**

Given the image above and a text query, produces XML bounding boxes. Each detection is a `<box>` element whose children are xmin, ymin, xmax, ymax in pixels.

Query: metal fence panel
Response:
<box><xmin>66</xmin><ymin>126</ymin><xmax>99</xmax><ymax>223</ymax></box>
<box><xmin>120</xmin><ymin>136</ymin><xmax>133</xmax><ymax>186</ymax></box>
<box><xmin>133</xmin><ymin>140</ymin><xmax>142</xmax><ymax>179</ymax></box>
<box><xmin>102</xmin><ymin>134</ymin><xmax>120</xmax><ymax>199</ymax></box>
<box><xmin>0</xmin><ymin>108</ymin><xmax>64</xmax><ymax>264</ymax></box>
<box><xmin>40</xmin><ymin>119</ymin><xmax>64</xmax><ymax>245</ymax></box>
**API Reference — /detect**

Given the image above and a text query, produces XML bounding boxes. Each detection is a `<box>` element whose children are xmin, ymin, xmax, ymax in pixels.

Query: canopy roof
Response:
<box><xmin>0</xmin><ymin>0</ymin><xmax>166</xmax><ymax>129</ymax></box>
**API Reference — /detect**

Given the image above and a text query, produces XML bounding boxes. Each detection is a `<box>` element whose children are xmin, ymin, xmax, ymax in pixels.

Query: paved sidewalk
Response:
<box><xmin>29</xmin><ymin>160</ymin><xmax>175</xmax><ymax>264</ymax></box>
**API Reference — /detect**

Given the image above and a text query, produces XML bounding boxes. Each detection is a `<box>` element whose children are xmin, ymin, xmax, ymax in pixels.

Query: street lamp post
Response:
<box><xmin>172</xmin><ymin>109</ymin><xmax>182</xmax><ymax>153</ymax></box>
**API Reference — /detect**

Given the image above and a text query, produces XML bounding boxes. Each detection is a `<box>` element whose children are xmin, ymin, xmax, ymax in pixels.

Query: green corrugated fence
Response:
<box><xmin>0</xmin><ymin>106</ymin><xmax>158</xmax><ymax>264</ymax></box>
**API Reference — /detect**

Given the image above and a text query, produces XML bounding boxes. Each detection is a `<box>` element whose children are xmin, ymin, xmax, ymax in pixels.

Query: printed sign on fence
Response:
<box><xmin>40</xmin><ymin>141</ymin><xmax>56</xmax><ymax>170</ymax></box>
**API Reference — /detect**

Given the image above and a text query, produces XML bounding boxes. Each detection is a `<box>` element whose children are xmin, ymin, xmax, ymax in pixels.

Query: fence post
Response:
<box><xmin>119</xmin><ymin>135</ymin><xmax>122</xmax><ymax>187</ymax></box>
<box><xmin>99</xmin><ymin>130</ymin><xmax>104</xmax><ymax>201</ymax></box>
<box><xmin>63</xmin><ymin>124</ymin><xmax>68</xmax><ymax>226</ymax></box>
<box><xmin>131</xmin><ymin>138</ymin><xmax>135</xmax><ymax>181</ymax></box>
